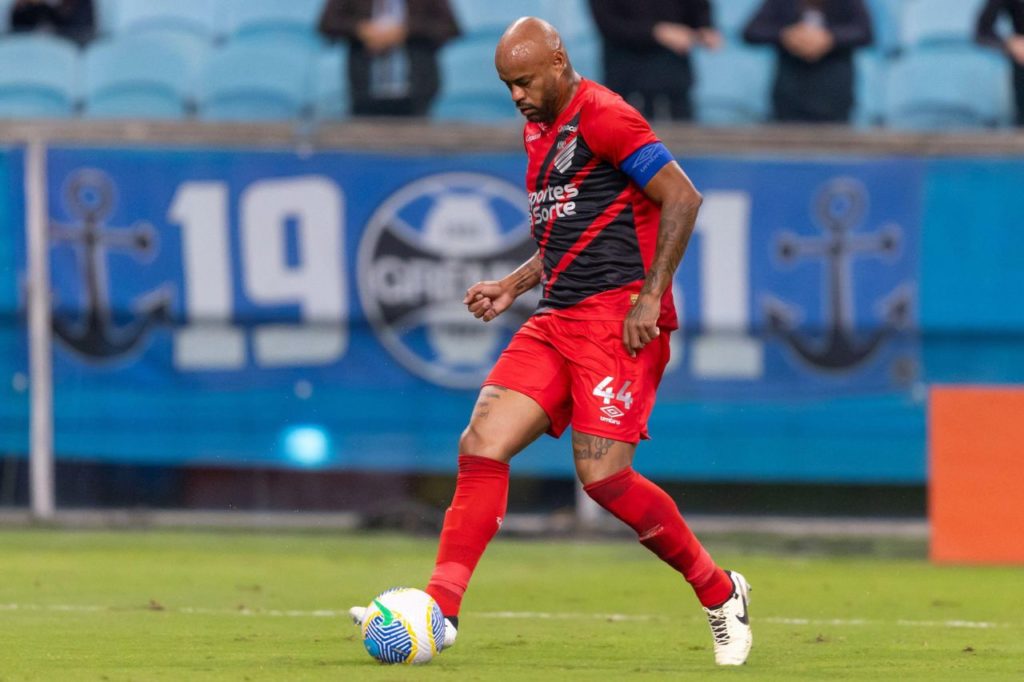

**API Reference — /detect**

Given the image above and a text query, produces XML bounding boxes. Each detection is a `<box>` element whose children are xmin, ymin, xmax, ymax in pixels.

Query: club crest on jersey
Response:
<box><xmin>553</xmin><ymin>135</ymin><xmax>578</xmax><ymax>174</ymax></box>
<box><xmin>357</xmin><ymin>173</ymin><xmax>537</xmax><ymax>388</ymax></box>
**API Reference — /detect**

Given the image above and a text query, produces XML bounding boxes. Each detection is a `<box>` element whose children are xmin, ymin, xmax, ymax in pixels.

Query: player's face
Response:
<box><xmin>496</xmin><ymin>53</ymin><xmax>563</xmax><ymax>123</ymax></box>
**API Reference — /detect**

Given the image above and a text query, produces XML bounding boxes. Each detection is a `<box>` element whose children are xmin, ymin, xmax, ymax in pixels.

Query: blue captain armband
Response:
<box><xmin>620</xmin><ymin>142</ymin><xmax>674</xmax><ymax>188</ymax></box>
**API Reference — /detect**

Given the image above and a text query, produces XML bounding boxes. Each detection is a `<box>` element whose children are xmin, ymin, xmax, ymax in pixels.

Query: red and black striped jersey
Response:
<box><xmin>523</xmin><ymin>78</ymin><xmax>678</xmax><ymax>330</ymax></box>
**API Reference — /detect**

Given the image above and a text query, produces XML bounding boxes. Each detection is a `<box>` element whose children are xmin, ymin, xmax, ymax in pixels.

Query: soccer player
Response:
<box><xmin>351</xmin><ymin>16</ymin><xmax>752</xmax><ymax>666</ymax></box>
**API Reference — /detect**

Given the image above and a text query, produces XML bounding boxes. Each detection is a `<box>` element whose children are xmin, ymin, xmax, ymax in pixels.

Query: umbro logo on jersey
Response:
<box><xmin>554</xmin><ymin>135</ymin><xmax>578</xmax><ymax>174</ymax></box>
<box><xmin>600</xmin><ymin>405</ymin><xmax>624</xmax><ymax>419</ymax></box>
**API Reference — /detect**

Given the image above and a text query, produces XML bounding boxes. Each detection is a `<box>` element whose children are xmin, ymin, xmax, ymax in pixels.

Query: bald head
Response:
<box><xmin>495</xmin><ymin>17</ymin><xmax>579</xmax><ymax>124</ymax></box>
<box><xmin>497</xmin><ymin>17</ymin><xmax>562</xmax><ymax>60</ymax></box>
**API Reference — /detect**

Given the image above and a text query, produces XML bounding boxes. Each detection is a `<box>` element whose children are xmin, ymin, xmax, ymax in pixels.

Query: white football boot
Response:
<box><xmin>348</xmin><ymin>605</ymin><xmax>458</xmax><ymax>649</ymax></box>
<box><xmin>702</xmin><ymin>570</ymin><xmax>752</xmax><ymax>665</ymax></box>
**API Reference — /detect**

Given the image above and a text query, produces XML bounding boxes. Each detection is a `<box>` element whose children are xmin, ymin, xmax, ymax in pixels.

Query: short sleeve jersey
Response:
<box><xmin>523</xmin><ymin>78</ymin><xmax>678</xmax><ymax>331</ymax></box>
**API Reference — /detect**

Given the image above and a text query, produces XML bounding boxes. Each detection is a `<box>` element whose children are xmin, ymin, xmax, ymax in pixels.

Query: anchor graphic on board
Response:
<box><xmin>763</xmin><ymin>178</ymin><xmax>912</xmax><ymax>371</ymax></box>
<box><xmin>50</xmin><ymin>169</ymin><xmax>171</xmax><ymax>361</ymax></box>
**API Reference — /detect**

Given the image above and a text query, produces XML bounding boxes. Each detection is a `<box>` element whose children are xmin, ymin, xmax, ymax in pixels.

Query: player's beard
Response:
<box><xmin>534</xmin><ymin>82</ymin><xmax>562</xmax><ymax>123</ymax></box>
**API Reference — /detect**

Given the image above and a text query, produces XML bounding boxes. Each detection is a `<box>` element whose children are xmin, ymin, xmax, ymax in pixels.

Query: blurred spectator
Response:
<box><xmin>588</xmin><ymin>0</ymin><xmax>721</xmax><ymax>121</ymax></box>
<box><xmin>743</xmin><ymin>0</ymin><xmax>872</xmax><ymax>123</ymax></box>
<box><xmin>318</xmin><ymin>0</ymin><xmax>460</xmax><ymax>117</ymax></box>
<box><xmin>10</xmin><ymin>0</ymin><xmax>94</xmax><ymax>46</ymax></box>
<box><xmin>976</xmin><ymin>0</ymin><xmax>1024</xmax><ymax>126</ymax></box>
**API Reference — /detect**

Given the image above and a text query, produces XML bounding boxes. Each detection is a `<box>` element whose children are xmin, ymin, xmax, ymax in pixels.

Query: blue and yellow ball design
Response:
<box><xmin>361</xmin><ymin>587</ymin><xmax>446</xmax><ymax>665</ymax></box>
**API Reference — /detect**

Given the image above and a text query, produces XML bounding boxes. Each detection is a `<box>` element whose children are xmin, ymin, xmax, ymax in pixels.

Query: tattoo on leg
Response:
<box><xmin>473</xmin><ymin>386</ymin><xmax>508</xmax><ymax>420</ymax></box>
<box><xmin>573</xmin><ymin>434</ymin><xmax>615</xmax><ymax>461</ymax></box>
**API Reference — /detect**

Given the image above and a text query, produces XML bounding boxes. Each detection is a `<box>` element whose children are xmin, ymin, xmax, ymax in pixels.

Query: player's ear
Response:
<box><xmin>551</xmin><ymin>48</ymin><xmax>566</xmax><ymax>72</ymax></box>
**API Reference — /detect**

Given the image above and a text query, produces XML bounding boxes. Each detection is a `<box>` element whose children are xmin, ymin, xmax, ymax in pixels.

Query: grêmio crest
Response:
<box><xmin>49</xmin><ymin>169</ymin><xmax>171</xmax><ymax>362</ymax></box>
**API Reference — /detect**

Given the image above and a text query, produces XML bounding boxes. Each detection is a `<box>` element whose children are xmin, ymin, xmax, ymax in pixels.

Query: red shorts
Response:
<box><xmin>484</xmin><ymin>314</ymin><xmax>671</xmax><ymax>444</ymax></box>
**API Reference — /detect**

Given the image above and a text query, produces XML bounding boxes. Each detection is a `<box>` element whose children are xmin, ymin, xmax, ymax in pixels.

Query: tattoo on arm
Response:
<box><xmin>473</xmin><ymin>386</ymin><xmax>507</xmax><ymax>420</ymax></box>
<box><xmin>640</xmin><ymin>200</ymin><xmax>698</xmax><ymax>298</ymax></box>
<box><xmin>505</xmin><ymin>251</ymin><xmax>544</xmax><ymax>296</ymax></box>
<box><xmin>573</xmin><ymin>434</ymin><xmax>615</xmax><ymax>461</ymax></box>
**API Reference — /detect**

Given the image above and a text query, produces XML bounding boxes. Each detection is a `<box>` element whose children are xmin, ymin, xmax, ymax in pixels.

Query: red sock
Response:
<box><xmin>584</xmin><ymin>467</ymin><xmax>733</xmax><ymax>607</ymax></box>
<box><xmin>425</xmin><ymin>455</ymin><xmax>509</xmax><ymax>617</ymax></box>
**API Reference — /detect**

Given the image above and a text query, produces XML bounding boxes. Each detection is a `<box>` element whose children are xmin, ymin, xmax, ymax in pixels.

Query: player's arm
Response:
<box><xmin>623</xmin><ymin>161</ymin><xmax>702</xmax><ymax>357</ymax></box>
<box><xmin>464</xmin><ymin>250</ymin><xmax>543</xmax><ymax>322</ymax></box>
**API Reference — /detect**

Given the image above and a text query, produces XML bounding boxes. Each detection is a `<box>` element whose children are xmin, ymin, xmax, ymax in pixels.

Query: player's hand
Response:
<box><xmin>623</xmin><ymin>293</ymin><xmax>661</xmax><ymax>358</ymax></box>
<box><xmin>464</xmin><ymin>281</ymin><xmax>515</xmax><ymax>323</ymax></box>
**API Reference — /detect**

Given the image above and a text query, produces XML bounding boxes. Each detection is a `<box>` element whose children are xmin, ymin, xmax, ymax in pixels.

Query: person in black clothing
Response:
<box><xmin>588</xmin><ymin>0</ymin><xmax>721</xmax><ymax>121</ymax></box>
<box><xmin>743</xmin><ymin>0</ymin><xmax>872</xmax><ymax>123</ymax></box>
<box><xmin>10</xmin><ymin>0</ymin><xmax>94</xmax><ymax>46</ymax></box>
<box><xmin>976</xmin><ymin>0</ymin><xmax>1024</xmax><ymax>126</ymax></box>
<box><xmin>318</xmin><ymin>0</ymin><xmax>460</xmax><ymax>117</ymax></box>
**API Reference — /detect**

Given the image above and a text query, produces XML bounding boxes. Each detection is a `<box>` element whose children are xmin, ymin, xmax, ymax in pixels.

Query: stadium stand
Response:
<box><xmin>692</xmin><ymin>45</ymin><xmax>773</xmax><ymax>126</ymax></box>
<box><xmin>0</xmin><ymin>0</ymin><xmax>12</xmax><ymax>31</ymax></box>
<box><xmin>547</xmin><ymin>0</ymin><xmax>598</xmax><ymax>46</ymax></box>
<box><xmin>0</xmin><ymin>0</ymin><xmax>1016</xmax><ymax>130</ymax></box>
<box><xmin>853</xmin><ymin>49</ymin><xmax>886</xmax><ymax>128</ymax></box>
<box><xmin>433</xmin><ymin>34</ymin><xmax>519</xmax><ymax>122</ymax></box>
<box><xmin>866</xmin><ymin>0</ymin><xmax>904</xmax><ymax>55</ymax></box>
<box><xmin>111</xmin><ymin>0</ymin><xmax>219</xmax><ymax>42</ymax></box>
<box><xmin>714</xmin><ymin>0</ymin><xmax>762</xmax><ymax>42</ymax></box>
<box><xmin>197</xmin><ymin>43</ymin><xmax>312</xmax><ymax>121</ymax></box>
<box><xmin>449</xmin><ymin>0</ymin><xmax>546</xmax><ymax>37</ymax></box>
<box><xmin>0</xmin><ymin>34</ymin><xmax>78</xmax><ymax>118</ymax></box>
<box><xmin>313</xmin><ymin>45</ymin><xmax>349</xmax><ymax>121</ymax></box>
<box><xmin>884</xmin><ymin>46</ymin><xmax>1011</xmax><ymax>130</ymax></box>
<box><xmin>899</xmin><ymin>0</ymin><xmax>987</xmax><ymax>50</ymax></box>
<box><xmin>221</xmin><ymin>0</ymin><xmax>323</xmax><ymax>51</ymax></box>
<box><xmin>94</xmin><ymin>0</ymin><xmax>119</xmax><ymax>35</ymax></box>
<box><xmin>562</xmin><ymin>31</ymin><xmax>601</xmax><ymax>82</ymax></box>
<box><xmin>83</xmin><ymin>36</ymin><xmax>194</xmax><ymax>119</ymax></box>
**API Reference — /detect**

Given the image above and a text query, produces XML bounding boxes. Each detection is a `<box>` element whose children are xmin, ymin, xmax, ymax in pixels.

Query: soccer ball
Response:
<box><xmin>360</xmin><ymin>587</ymin><xmax>446</xmax><ymax>665</ymax></box>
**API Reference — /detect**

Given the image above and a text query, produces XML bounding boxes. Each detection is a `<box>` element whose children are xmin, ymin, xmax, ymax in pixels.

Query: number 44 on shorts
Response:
<box><xmin>592</xmin><ymin>376</ymin><xmax>633</xmax><ymax>410</ymax></box>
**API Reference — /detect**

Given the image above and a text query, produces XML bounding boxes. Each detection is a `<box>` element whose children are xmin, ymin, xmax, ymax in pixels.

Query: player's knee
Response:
<box><xmin>458</xmin><ymin>422</ymin><xmax>510</xmax><ymax>462</ymax></box>
<box><xmin>572</xmin><ymin>433</ymin><xmax>635</xmax><ymax>485</ymax></box>
<box><xmin>575</xmin><ymin>458</ymin><xmax>631</xmax><ymax>487</ymax></box>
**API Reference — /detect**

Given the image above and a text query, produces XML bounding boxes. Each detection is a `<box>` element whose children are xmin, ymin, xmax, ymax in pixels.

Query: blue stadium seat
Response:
<box><xmin>900</xmin><ymin>0</ymin><xmax>987</xmax><ymax>50</ymax></box>
<box><xmin>0</xmin><ymin>35</ymin><xmax>79</xmax><ymax>118</ymax></box>
<box><xmin>83</xmin><ymin>37</ymin><xmax>192</xmax><ymax>119</ymax></box>
<box><xmin>433</xmin><ymin>93</ymin><xmax>522</xmax><ymax>122</ymax></box>
<box><xmin>313</xmin><ymin>47</ymin><xmax>349</xmax><ymax>121</ymax></box>
<box><xmin>547</xmin><ymin>0</ymin><xmax>598</xmax><ymax>45</ymax></box>
<box><xmin>853</xmin><ymin>50</ymin><xmax>886</xmax><ymax>128</ymax></box>
<box><xmin>434</xmin><ymin>36</ymin><xmax>518</xmax><ymax>122</ymax></box>
<box><xmin>221</xmin><ymin>0</ymin><xmax>323</xmax><ymax>51</ymax></box>
<box><xmin>450</xmin><ymin>0</ymin><xmax>546</xmax><ymax>36</ymax></box>
<box><xmin>866</xmin><ymin>0</ymin><xmax>903</xmax><ymax>55</ymax></box>
<box><xmin>0</xmin><ymin>0</ymin><xmax>14</xmax><ymax>31</ymax></box>
<box><xmin>884</xmin><ymin>47</ymin><xmax>1011</xmax><ymax>130</ymax></box>
<box><xmin>564</xmin><ymin>34</ymin><xmax>601</xmax><ymax>81</ymax></box>
<box><xmin>94</xmin><ymin>0</ymin><xmax>120</xmax><ymax>35</ymax></box>
<box><xmin>692</xmin><ymin>45</ymin><xmax>772</xmax><ymax>126</ymax></box>
<box><xmin>112</xmin><ymin>0</ymin><xmax>219</xmax><ymax>41</ymax></box>
<box><xmin>198</xmin><ymin>43</ymin><xmax>313</xmax><ymax>121</ymax></box>
<box><xmin>714</xmin><ymin>0</ymin><xmax>762</xmax><ymax>41</ymax></box>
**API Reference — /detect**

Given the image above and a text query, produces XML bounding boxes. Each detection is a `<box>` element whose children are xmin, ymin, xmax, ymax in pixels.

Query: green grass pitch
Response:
<box><xmin>1</xmin><ymin>529</ymin><xmax>1022</xmax><ymax>680</ymax></box>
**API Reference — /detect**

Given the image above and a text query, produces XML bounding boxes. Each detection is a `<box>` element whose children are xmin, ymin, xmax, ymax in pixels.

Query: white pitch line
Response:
<box><xmin>0</xmin><ymin>603</ymin><xmax>1009</xmax><ymax>629</ymax></box>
